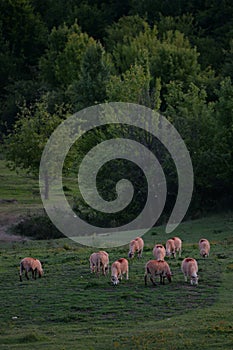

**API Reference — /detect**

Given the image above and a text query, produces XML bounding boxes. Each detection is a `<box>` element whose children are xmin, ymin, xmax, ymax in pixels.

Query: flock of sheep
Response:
<box><xmin>19</xmin><ymin>236</ymin><xmax>210</xmax><ymax>286</ymax></box>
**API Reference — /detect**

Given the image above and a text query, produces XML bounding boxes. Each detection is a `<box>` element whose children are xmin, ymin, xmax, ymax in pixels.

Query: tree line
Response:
<box><xmin>1</xmin><ymin>0</ymin><xmax>233</xmax><ymax>224</ymax></box>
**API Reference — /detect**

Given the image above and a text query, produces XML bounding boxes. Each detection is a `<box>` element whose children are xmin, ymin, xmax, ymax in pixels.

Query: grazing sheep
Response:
<box><xmin>166</xmin><ymin>237</ymin><xmax>182</xmax><ymax>258</ymax></box>
<box><xmin>128</xmin><ymin>237</ymin><xmax>144</xmax><ymax>258</ymax></box>
<box><xmin>144</xmin><ymin>260</ymin><xmax>172</xmax><ymax>286</ymax></box>
<box><xmin>111</xmin><ymin>258</ymin><xmax>129</xmax><ymax>285</ymax></box>
<box><xmin>199</xmin><ymin>238</ymin><xmax>210</xmax><ymax>258</ymax></box>
<box><xmin>181</xmin><ymin>257</ymin><xmax>198</xmax><ymax>285</ymax></box>
<box><xmin>89</xmin><ymin>251</ymin><xmax>109</xmax><ymax>275</ymax></box>
<box><xmin>19</xmin><ymin>257</ymin><xmax>43</xmax><ymax>282</ymax></box>
<box><xmin>153</xmin><ymin>244</ymin><xmax>166</xmax><ymax>261</ymax></box>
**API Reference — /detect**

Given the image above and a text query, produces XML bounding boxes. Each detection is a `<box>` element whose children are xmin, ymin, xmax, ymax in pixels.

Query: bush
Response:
<box><xmin>10</xmin><ymin>215</ymin><xmax>65</xmax><ymax>240</ymax></box>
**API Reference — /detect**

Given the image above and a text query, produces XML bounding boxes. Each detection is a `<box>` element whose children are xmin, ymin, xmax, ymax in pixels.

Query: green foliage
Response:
<box><xmin>1</xmin><ymin>0</ymin><xmax>233</xmax><ymax>215</ymax></box>
<box><xmin>150</xmin><ymin>30</ymin><xmax>201</xmax><ymax>86</ymax></box>
<box><xmin>0</xmin><ymin>0</ymin><xmax>47</xmax><ymax>67</ymax></box>
<box><xmin>107</xmin><ymin>62</ymin><xmax>151</xmax><ymax>105</ymax></box>
<box><xmin>108</xmin><ymin>21</ymin><xmax>158</xmax><ymax>73</ymax></box>
<box><xmin>164</xmin><ymin>81</ymin><xmax>220</xmax><ymax>209</ymax></box>
<box><xmin>39</xmin><ymin>22</ymin><xmax>95</xmax><ymax>88</ymax></box>
<box><xmin>68</xmin><ymin>41</ymin><xmax>111</xmax><ymax>110</ymax></box>
<box><xmin>4</xmin><ymin>96</ymin><xmax>72</xmax><ymax>199</ymax></box>
<box><xmin>5</xmin><ymin>96</ymin><xmax>67</xmax><ymax>174</ymax></box>
<box><xmin>104</xmin><ymin>15</ymin><xmax>150</xmax><ymax>51</ymax></box>
<box><xmin>213</xmin><ymin>78</ymin><xmax>233</xmax><ymax>194</ymax></box>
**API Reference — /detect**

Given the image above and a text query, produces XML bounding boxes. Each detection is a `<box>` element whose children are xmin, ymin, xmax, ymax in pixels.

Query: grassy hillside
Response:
<box><xmin>0</xmin><ymin>213</ymin><xmax>233</xmax><ymax>349</ymax></box>
<box><xmin>0</xmin><ymin>159</ymin><xmax>233</xmax><ymax>349</ymax></box>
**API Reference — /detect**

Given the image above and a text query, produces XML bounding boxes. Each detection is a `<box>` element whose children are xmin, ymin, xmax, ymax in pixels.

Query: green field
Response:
<box><xmin>0</xmin><ymin>160</ymin><xmax>233</xmax><ymax>349</ymax></box>
<box><xmin>0</xmin><ymin>214</ymin><xmax>232</xmax><ymax>349</ymax></box>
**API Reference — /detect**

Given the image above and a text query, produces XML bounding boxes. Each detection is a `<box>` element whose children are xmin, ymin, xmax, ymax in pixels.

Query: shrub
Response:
<box><xmin>10</xmin><ymin>215</ymin><xmax>64</xmax><ymax>240</ymax></box>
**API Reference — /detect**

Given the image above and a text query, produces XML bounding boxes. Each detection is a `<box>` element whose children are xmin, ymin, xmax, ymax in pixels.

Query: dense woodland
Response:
<box><xmin>1</xmin><ymin>0</ymin><xmax>233</xmax><ymax>226</ymax></box>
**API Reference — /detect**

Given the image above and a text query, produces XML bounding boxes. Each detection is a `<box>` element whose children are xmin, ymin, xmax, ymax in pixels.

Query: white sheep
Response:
<box><xmin>111</xmin><ymin>258</ymin><xmax>129</xmax><ymax>285</ymax></box>
<box><xmin>153</xmin><ymin>244</ymin><xmax>166</xmax><ymax>261</ymax></box>
<box><xmin>181</xmin><ymin>257</ymin><xmax>199</xmax><ymax>285</ymax></box>
<box><xmin>199</xmin><ymin>238</ymin><xmax>210</xmax><ymax>258</ymax></box>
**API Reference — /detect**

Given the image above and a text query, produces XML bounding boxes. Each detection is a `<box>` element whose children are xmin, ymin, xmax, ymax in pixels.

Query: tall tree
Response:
<box><xmin>39</xmin><ymin>22</ymin><xmax>95</xmax><ymax>89</ymax></box>
<box><xmin>164</xmin><ymin>81</ymin><xmax>219</xmax><ymax>210</ymax></box>
<box><xmin>68</xmin><ymin>42</ymin><xmax>111</xmax><ymax>111</ymax></box>
<box><xmin>213</xmin><ymin>77</ymin><xmax>233</xmax><ymax>201</ymax></box>
<box><xmin>5</xmin><ymin>96</ymin><xmax>71</xmax><ymax>199</ymax></box>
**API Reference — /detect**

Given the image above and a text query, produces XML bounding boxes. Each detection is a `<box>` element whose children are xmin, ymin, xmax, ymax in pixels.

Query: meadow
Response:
<box><xmin>0</xmin><ymin>160</ymin><xmax>233</xmax><ymax>349</ymax></box>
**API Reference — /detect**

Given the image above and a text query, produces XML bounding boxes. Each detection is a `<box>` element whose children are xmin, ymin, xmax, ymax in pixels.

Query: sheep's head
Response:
<box><xmin>200</xmin><ymin>249</ymin><xmax>208</xmax><ymax>258</ymax></box>
<box><xmin>191</xmin><ymin>275</ymin><xmax>198</xmax><ymax>285</ymax></box>
<box><xmin>128</xmin><ymin>251</ymin><xmax>134</xmax><ymax>258</ymax></box>
<box><xmin>111</xmin><ymin>276</ymin><xmax>119</xmax><ymax>285</ymax></box>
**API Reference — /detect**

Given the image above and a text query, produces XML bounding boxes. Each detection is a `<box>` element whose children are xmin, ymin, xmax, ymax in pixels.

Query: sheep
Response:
<box><xmin>199</xmin><ymin>238</ymin><xmax>210</xmax><ymax>258</ymax></box>
<box><xmin>89</xmin><ymin>251</ymin><xmax>109</xmax><ymax>276</ymax></box>
<box><xmin>19</xmin><ymin>257</ymin><xmax>43</xmax><ymax>282</ymax></box>
<box><xmin>153</xmin><ymin>244</ymin><xmax>166</xmax><ymax>261</ymax></box>
<box><xmin>111</xmin><ymin>258</ymin><xmax>129</xmax><ymax>285</ymax></box>
<box><xmin>144</xmin><ymin>260</ymin><xmax>172</xmax><ymax>286</ymax></box>
<box><xmin>181</xmin><ymin>257</ymin><xmax>199</xmax><ymax>285</ymax></box>
<box><xmin>128</xmin><ymin>237</ymin><xmax>144</xmax><ymax>259</ymax></box>
<box><xmin>166</xmin><ymin>236</ymin><xmax>182</xmax><ymax>258</ymax></box>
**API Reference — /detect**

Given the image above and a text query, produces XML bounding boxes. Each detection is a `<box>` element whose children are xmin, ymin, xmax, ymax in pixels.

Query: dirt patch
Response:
<box><xmin>0</xmin><ymin>230</ymin><xmax>28</xmax><ymax>242</ymax></box>
<box><xmin>0</xmin><ymin>206</ymin><xmax>28</xmax><ymax>242</ymax></box>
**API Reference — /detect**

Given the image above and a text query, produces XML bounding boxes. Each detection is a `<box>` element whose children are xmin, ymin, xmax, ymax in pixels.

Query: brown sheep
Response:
<box><xmin>166</xmin><ymin>237</ymin><xmax>182</xmax><ymax>258</ymax></box>
<box><xmin>89</xmin><ymin>251</ymin><xmax>109</xmax><ymax>275</ymax></box>
<box><xmin>128</xmin><ymin>237</ymin><xmax>144</xmax><ymax>258</ymax></box>
<box><xmin>144</xmin><ymin>260</ymin><xmax>172</xmax><ymax>286</ymax></box>
<box><xmin>19</xmin><ymin>257</ymin><xmax>43</xmax><ymax>282</ymax></box>
<box><xmin>199</xmin><ymin>238</ymin><xmax>210</xmax><ymax>258</ymax></box>
<box><xmin>111</xmin><ymin>258</ymin><xmax>129</xmax><ymax>285</ymax></box>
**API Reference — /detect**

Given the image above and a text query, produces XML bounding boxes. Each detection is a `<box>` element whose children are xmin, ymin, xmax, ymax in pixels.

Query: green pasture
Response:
<box><xmin>0</xmin><ymin>213</ymin><xmax>233</xmax><ymax>349</ymax></box>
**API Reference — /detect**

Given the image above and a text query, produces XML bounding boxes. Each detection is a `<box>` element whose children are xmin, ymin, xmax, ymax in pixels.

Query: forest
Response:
<box><xmin>1</xmin><ymin>0</ymin><xmax>233</xmax><ymax>227</ymax></box>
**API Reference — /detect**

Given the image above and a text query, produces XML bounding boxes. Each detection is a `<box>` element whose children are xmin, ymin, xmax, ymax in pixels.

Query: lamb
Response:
<box><xmin>128</xmin><ymin>237</ymin><xmax>144</xmax><ymax>258</ymax></box>
<box><xmin>153</xmin><ymin>244</ymin><xmax>166</xmax><ymax>261</ymax></box>
<box><xmin>181</xmin><ymin>257</ymin><xmax>199</xmax><ymax>285</ymax></box>
<box><xmin>111</xmin><ymin>258</ymin><xmax>129</xmax><ymax>285</ymax></box>
<box><xmin>199</xmin><ymin>238</ymin><xmax>210</xmax><ymax>258</ymax></box>
<box><xmin>89</xmin><ymin>251</ymin><xmax>109</xmax><ymax>275</ymax></box>
<box><xmin>166</xmin><ymin>237</ymin><xmax>182</xmax><ymax>258</ymax></box>
<box><xmin>144</xmin><ymin>260</ymin><xmax>172</xmax><ymax>286</ymax></box>
<box><xmin>19</xmin><ymin>257</ymin><xmax>43</xmax><ymax>282</ymax></box>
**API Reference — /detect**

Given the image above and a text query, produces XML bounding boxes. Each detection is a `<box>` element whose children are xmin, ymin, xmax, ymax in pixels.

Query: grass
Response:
<box><xmin>0</xmin><ymin>159</ymin><xmax>233</xmax><ymax>349</ymax></box>
<box><xmin>0</xmin><ymin>213</ymin><xmax>233</xmax><ymax>349</ymax></box>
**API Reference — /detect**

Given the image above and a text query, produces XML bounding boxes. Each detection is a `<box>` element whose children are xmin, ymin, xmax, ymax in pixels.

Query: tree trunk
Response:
<box><xmin>44</xmin><ymin>171</ymin><xmax>49</xmax><ymax>200</ymax></box>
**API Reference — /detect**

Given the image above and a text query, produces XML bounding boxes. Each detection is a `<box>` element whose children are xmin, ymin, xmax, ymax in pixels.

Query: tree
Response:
<box><xmin>106</xmin><ymin>62</ymin><xmax>151</xmax><ymax>106</ymax></box>
<box><xmin>39</xmin><ymin>22</ymin><xmax>95</xmax><ymax>89</ymax></box>
<box><xmin>0</xmin><ymin>0</ymin><xmax>47</xmax><ymax>133</ymax></box>
<box><xmin>106</xmin><ymin>17</ymin><xmax>158</xmax><ymax>74</ymax></box>
<box><xmin>68</xmin><ymin>42</ymin><xmax>112</xmax><ymax>111</ymax></box>
<box><xmin>164</xmin><ymin>81</ymin><xmax>219</xmax><ymax>211</ymax></box>
<box><xmin>5</xmin><ymin>96</ymin><xmax>71</xmax><ymax>199</ymax></box>
<box><xmin>213</xmin><ymin>77</ymin><xmax>233</xmax><ymax>203</ymax></box>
